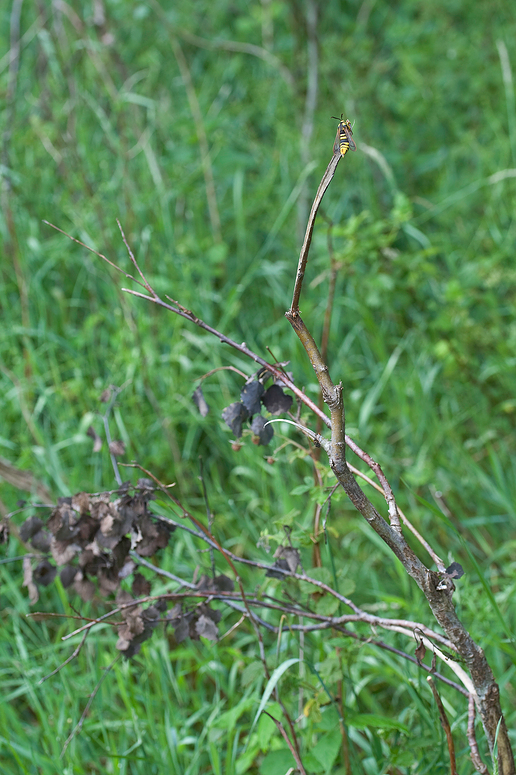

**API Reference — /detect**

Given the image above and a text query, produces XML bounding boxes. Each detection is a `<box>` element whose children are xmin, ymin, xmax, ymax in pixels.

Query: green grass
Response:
<box><xmin>1</xmin><ymin>0</ymin><xmax>516</xmax><ymax>772</ymax></box>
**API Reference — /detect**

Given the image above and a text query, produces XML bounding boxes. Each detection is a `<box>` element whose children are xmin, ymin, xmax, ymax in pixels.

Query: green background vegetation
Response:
<box><xmin>1</xmin><ymin>0</ymin><xmax>516</xmax><ymax>772</ymax></box>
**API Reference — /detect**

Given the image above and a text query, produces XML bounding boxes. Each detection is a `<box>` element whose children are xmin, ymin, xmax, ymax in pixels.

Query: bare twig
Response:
<box><xmin>290</xmin><ymin>152</ymin><xmax>341</xmax><ymax>315</ymax></box>
<box><xmin>263</xmin><ymin>712</ymin><xmax>308</xmax><ymax>775</ymax></box>
<box><xmin>39</xmin><ymin>630</ymin><xmax>89</xmax><ymax>683</ymax></box>
<box><xmin>428</xmin><ymin>677</ymin><xmax>458</xmax><ymax>775</ymax></box>
<box><xmin>283</xmin><ymin>123</ymin><xmax>514</xmax><ymax>772</ymax></box>
<box><xmin>44</xmin><ymin>221</ymin><xmax>402</xmax><ymax>525</ymax></box>
<box><xmin>468</xmin><ymin>694</ymin><xmax>490</xmax><ymax>775</ymax></box>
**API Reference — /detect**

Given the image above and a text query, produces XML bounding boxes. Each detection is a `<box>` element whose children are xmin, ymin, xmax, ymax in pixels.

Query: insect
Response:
<box><xmin>331</xmin><ymin>114</ymin><xmax>357</xmax><ymax>156</ymax></box>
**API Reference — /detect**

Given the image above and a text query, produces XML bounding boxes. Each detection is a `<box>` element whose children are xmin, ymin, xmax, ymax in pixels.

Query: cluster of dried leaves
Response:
<box><xmin>193</xmin><ymin>368</ymin><xmax>293</xmax><ymax>445</ymax></box>
<box><xmin>16</xmin><ymin>480</ymin><xmax>303</xmax><ymax>658</ymax></box>
<box><xmin>19</xmin><ymin>480</ymin><xmax>186</xmax><ymax>656</ymax></box>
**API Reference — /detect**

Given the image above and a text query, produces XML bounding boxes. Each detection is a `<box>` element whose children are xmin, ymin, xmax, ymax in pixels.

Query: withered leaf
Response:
<box><xmin>50</xmin><ymin>537</ymin><xmax>78</xmax><ymax>566</ymax></box>
<box><xmin>136</xmin><ymin>478</ymin><xmax>156</xmax><ymax>495</ymax></box>
<box><xmin>60</xmin><ymin>565</ymin><xmax>77</xmax><ymax>588</ymax></box>
<box><xmin>132</xmin><ymin>572</ymin><xmax>151</xmax><ymax>597</ymax></box>
<box><xmin>167</xmin><ymin>602</ymin><xmax>182</xmax><ymax>622</ymax></box>
<box><xmin>86</xmin><ymin>425</ymin><xmax>103</xmax><ymax>452</ymax></box>
<box><xmin>47</xmin><ymin>503</ymin><xmax>75</xmax><ymax>538</ymax></box>
<box><xmin>116</xmin><ymin>588</ymin><xmax>133</xmax><ymax>606</ymax></box>
<box><xmin>262</xmin><ymin>384</ymin><xmax>293</xmax><ymax>415</ymax></box>
<box><xmin>197</xmin><ymin>574</ymin><xmax>213</xmax><ymax>591</ymax></box>
<box><xmin>445</xmin><ymin>562</ymin><xmax>464</xmax><ymax>580</ymax></box>
<box><xmin>192</xmin><ymin>386</ymin><xmax>210</xmax><ymax>417</ymax></box>
<box><xmin>20</xmin><ymin>517</ymin><xmax>43</xmax><ymax>542</ymax></box>
<box><xmin>174</xmin><ymin>616</ymin><xmax>190</xmax><ymax>643</ymax></box>
<box><xmin>100</xmin><ymin>387</ymin><xmax>112</xmax><ymax>403</ymax></box>
<box><xmin>98</xmin><ymin>567</ymin><xmax>120</xmax><ymax>596</ymax></box>
<box><xmin>33</xmin><ymin>560</ymin><xmax>57</xmax><ymax>587</ymax></box>
<box><xmin>198</xmin><ymin>603</ymin><xmax>222</xmax><ymax>624</ymax></box>
<box><xmin>265</xmin><ymin>558</ymin><xmax>291</xmax><ymax>579</ymax></box>
<box><xmin>23</xmin><ymin>556</ymin><xmax>39</xmax><ymax>604</ymax></box>
<box><xmin>72</xmin><ymin>492</ymin><xmax>91</xmax><ymax>515</ymax></box>
<box><xmin>31</xmin><ymin>529</ymin><xmax>51</xmax><ymax>552</ymax></box>
<box><xmin>116</xmin><ymin>603</ymin><xmax>161</xmax><ymax>658</ymax></box>
<box><xmin>274</xmin><ymin>546</ymin><xmax>300</xmax><ymax>574</ymax></box>
<box><xmin>74</xmin><ymin>575</ymin><xmax>95</xmax><ymax>601</ymax></box>
<box><xmin>195</xmin><ymin>614</ymin><xmax>218</xmax><ymax>641</ymax></box>
<box><xmin>241</xmin><ymin>381</ymin><xmax>265</xmax><ymax>415</ymax></box>
<box><xmin>222</xmin><ymin>402</ymin><xmax>249</xmax><ymax>438</ymax></box>
<box><xmin>415</xmin><ymin>640</ymin><xmax>427</xmax><ymax>665</ymax></box>
<box><xmin>0</xmin><ymin>519</ymin><xmax>9</xmax><ymax>544</ymax></box>
<box><xmin>118</xmin><ymin>559</ymin><xmax>136</xmax><ymax>579</ymax></box>
<box><xmin>109</xmin><ymin>440</ymin><xmax>126</xmax><ymax>457</ymax></box>
<box><xmin>213</xmin><ymin>574</ymin><xmax>234</xmax><ymax>592</ymax></box>
<box><xmin>142</xmin><ymin>605</ymin><xmax>160</xmax><ymax>625</ymax></box>
<box><xmin>132</xmin><ymin>515</ymin><xmax>172</xmax><ymax>557</ymax></box>
<box><xmin>250</xmin><ymin>414</ymin><xmax>274</xmax><ymax>446</ymax></box>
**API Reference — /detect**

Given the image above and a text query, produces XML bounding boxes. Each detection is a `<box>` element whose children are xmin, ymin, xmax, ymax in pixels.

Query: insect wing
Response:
<box><xmin>342</xmin><ymin>122</ymin><xmax>357</xmax><ymax>152</ymax></box>
<box><xmin>333</xmin><ymin>125</ymin><xmax>342</xmax><ymax>155</ymax></box>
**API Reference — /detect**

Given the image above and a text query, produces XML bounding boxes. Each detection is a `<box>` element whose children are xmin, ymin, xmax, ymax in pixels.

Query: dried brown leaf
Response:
<box><xmin>109</xmin><ymin>440</ymin><xmax>126</xmax><ymax>457</ymax></box>
<box><xmin>22</xmin><ymin>556</ymin><xmax>39</xmax><ymax>604</ymax></box>
<box><xmin>86</xmin><ymin>425</ymin><xmax>103</xmax><ymax>452</ymax></box>
<box><xmin>195</xmin><ymin>614</ymin><xmax>218</xmax><ymax>641</ymax></box>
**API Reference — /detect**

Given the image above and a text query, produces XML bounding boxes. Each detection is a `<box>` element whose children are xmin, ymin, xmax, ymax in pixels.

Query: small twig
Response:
<box><xmin>290</xmin><ymin>152</ymin><xmax>341</xmax><ymax>315</ymax></box>
<box><xmin>197</xmin><ymin>365</ymin><xmax>249</xmax><ymax>381</ymax></box>
<box><xmin>39</xmin><ymin>630</ymin><xmax>89</xmax><ymax>683</ymax></box>
<box><xmin>263</xmin><ymin>712</ymin><xmax>308</xmax><ymax>775</ymax></box>
<box><xmin>220</xmin><ymin>613</ymin><xmax>246</xmax><ymax>641</ymax></box>
<box><xmin>117</xmin><ymin>219</ymin><xmax>153</xmax><ymax>293</ymax></box>
<box><xmin>468</xmin><ymin>694</ymin><xmax>490</xmax><ymax>774</ymax></box>
<box><xmin>43</xmin><ymin>221</ymin><xmax>146</xmax><ymax>289</ymax></box>
<box><xmin>129</xmin><ymin>552</ymin><xmax>197</xmax><ymax>589</ymax></box>
<box><xmin>48</xmin><ymin>221</ymin><xmax>404</xmax><ymax>519</ymax></box>
<box><xmin>346</xmin><ymin>463</ymin><xmax>445</xmax><ymax>571</ymax></box>
<box><xmin>427</xmin><ymin>676</ymin><xmax>458</xmax><ymax>775</ymax></box>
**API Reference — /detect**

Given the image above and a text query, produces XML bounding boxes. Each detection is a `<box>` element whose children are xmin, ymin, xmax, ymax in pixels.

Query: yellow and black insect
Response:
<box><xmin>331</xmin><ymin>114</ymin><xmax>357</xmax><ymax>156</ymax></box>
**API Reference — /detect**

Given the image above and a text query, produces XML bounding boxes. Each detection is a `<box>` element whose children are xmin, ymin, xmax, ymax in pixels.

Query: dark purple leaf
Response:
<box><xmin>250</xmin><ymin>414</ymin><xmax>274</xmax><ymax>445</ymax></box>
<box><xmin>213</xmin><ymin>574</ymin><xmax>234</xmax><ymax>592</ymax></box>
<box><xmin>20</xmin><ymin>517</ymin><xmax>44</xmax><ymax>542</ymax></box>
<box><xmin>222</xmin><ymin>402</ymin><xmax>249</xmax><ymax>438</ymax></box>
<box><xmin>262</xmin><ymin>384</ymin><xmax>293</xmax><ymax>415</ymax></box>
<box><xmin>241</xmin><ymin>381</ymin><xmax>265</xmax><ymax>415</ymax></box>
<box><xmin>445</xmin><ymin>562</ymin><xmax>464</xmax><ymax>580</ymax></box>
<box><xmin>33</xmin><ymin>560</ymin><xmax>57</xmax><ymax>587</ymax></box>
<box><xmin>60</xmin><ymin>565</ymin><xmax>77</xmax><ymax>588</ymax></box>
<box><xmin>266</xmin><ymin>558</ymin><xmax>291</xmax><ymax>579</ymax></box>
<box><xmin>31</xmin><ymin>530</ymin><xmax>51</xmax><ymax>552</ymax></box>
<box><xmin>132</xmin><ymin>572</ymin><xmax>151</xmax><ymax>597</ymax></box>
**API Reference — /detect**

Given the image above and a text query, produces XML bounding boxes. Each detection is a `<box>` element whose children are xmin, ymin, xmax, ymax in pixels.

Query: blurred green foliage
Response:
<box><xmin>1</xmin><ymin>0</ymin><xmax>516</xmax><ymax>772</ymax></box>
